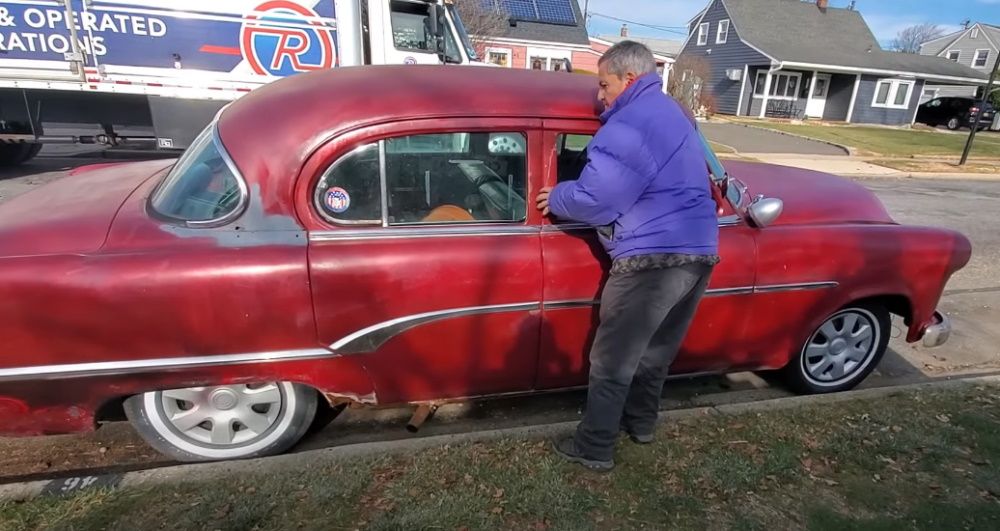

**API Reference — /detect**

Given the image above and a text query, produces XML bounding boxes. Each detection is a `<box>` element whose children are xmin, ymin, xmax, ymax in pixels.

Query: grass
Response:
<box><xmin>4</xmin><ymin>385</ymin><xmax>1000</xmax><ymax>530</ymax></box>
<box><xmin>735</xmin><ymin>119</ymin><xmax>1000</xmax><ymax>159</ymax></box>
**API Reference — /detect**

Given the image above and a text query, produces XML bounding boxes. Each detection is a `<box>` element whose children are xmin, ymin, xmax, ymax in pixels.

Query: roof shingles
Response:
<box><xmin>721</xmin><ymin>0</ymin><xmax>987</xmax><ymax>81</ymax></box>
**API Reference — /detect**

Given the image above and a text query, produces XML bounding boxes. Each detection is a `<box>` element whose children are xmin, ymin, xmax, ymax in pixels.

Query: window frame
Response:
<box><xmin>312</xmin><ymin>130</ymin><xmax>530</xmax><ymax>228</ymax></box>
<box><xmin>752</xmin><ymin>71</ymin><xmax>801</xmax><ymax>100</ymax></box>
<box><xmin>948</xmin><ymin>50</ymin><xmax>961</xmax><ymax>62</ymax></box>
<box><xmin>971</xmin><ymin>28</ymin><xmax>980</xmax><ymax>39</ymax></box>
<box><xmin>974</xmin><ymin>49</ymin><xmax>990</xmax><ymax>68</ymax></box>
<box><xmin>716</xmin><ymin>19</ymin><xmax>730</xmax><ymax>44</ymax></box>
<box><xmin>697</xmin><ymin>23</ymin><xmax>709</xmax><ymax>46</ymax></box>
<box><xmin>148</xmin><ymin>122</ymin><xmax>249</xmax><ymax>229</ymax></box>
<box><xmin>871</xmin><ymin>79</ymin><xmax>914</xmax><ymax>109</ymax></box>
<box><xmin>485</xmin><ymin>47</ymin><xmax>513</xmax><ymax>68</ymax></box>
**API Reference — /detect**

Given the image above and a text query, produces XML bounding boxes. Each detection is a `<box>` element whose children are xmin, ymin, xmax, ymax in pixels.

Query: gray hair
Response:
<box><xmin>599</xmin><ymin>41</ymin><xmax>657</xmax><ymax>78</ymax></box>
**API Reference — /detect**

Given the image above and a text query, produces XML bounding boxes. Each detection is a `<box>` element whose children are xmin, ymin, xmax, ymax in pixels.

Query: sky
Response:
<box><xmin>578</xmin><ymin>0</ymin><xmax>1000</xmax><ymax>47</ymax></box>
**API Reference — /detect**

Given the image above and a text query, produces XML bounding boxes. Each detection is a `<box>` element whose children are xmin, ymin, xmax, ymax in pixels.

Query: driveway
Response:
<box><xmin>701</xmin><ymin>121</ymin><xmax>848</xmax><ymax>155</ymax></box>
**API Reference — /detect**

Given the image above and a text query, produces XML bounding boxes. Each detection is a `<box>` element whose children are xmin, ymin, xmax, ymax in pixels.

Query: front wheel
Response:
<box><xmin>783</xmin><ymin>304</ymin><xmax>890</xmax><ymax>394</ymax></box>
<box><xmin>946</xmin><ymin>117</ymin><xmax>961</xmax><ymax>130</ymax></box>
<box><xmin>124</xmin><ymin>381</ymin><xmax>318</xmax><ymax>462</ymax></box>
<box><xmin>0</xmin><ymin>143</ymin><xmax>41</xmax><ymax>167</ymax></box>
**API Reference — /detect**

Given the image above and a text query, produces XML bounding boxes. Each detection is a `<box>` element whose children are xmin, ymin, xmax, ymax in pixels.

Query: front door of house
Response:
<box><xmin>806</xmin><ymin>74</ymin><xmax>832</xmax><ymax>118</ymax></box>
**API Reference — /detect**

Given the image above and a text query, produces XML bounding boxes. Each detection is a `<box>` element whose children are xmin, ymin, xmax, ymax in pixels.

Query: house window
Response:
<box><xmin>753</xmin><ymin>71</ymin><xmax>801</xmax><ymax>100</ymax></box>
<box><xmin>872</xmin><ymin>79</ymin><xmax>914</xmax><ymax>109</ymax></box>
<box><xmin>716</xmin><ymin>19</ymin><xmax>730</xmax><ymax>44</ymax></box>
<box><xmin>526</xmin><ymin>48</ymin><xmax>571</xmax><ymax>71</ymax></box>
<box><xmin>974</xmin><ymin>49</ymin><xmax>990</xmax><ymax>68</ymax></box>
<box><xmin>485</xmin><ymin>48</ymin><xmax>512</xmax><ymax>68</ymax></box>
<box><xmin>697</xmin><ymin>23</ymin><xmax>709</xmax><ymax>46</ymax></box>
<box><xmin>948</xmin><ymin>50</ymin><xmax>961</xmax><ymax>62</ymax></box>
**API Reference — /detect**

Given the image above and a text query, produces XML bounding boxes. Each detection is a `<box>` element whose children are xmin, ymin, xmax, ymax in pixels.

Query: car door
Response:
<box><xmin>302</xmin><ymin>118</ymin><xmax>544</xmax><ymax>404</ymax></box>
<box><xmin>535</xmin><ymin>120</ymin><xmax>758</xmax><ymax>390</ymax></box>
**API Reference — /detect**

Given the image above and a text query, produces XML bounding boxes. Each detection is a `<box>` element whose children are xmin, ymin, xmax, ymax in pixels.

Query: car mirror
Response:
<box><xmin>748</xmin><ymin>195</ymin><xmax>783</xmax><ymax>228</ymax></box>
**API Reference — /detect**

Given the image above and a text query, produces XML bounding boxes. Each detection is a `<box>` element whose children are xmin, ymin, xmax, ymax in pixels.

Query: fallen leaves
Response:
<box><xmin>936</xmin><ymin>414</ymin><xmax>951</xmax><ymax>423</ymax></box>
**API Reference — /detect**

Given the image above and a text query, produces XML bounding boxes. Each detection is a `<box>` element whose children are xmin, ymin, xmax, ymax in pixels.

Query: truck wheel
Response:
<box><xmin>0</xmin><ymin>143</ymin><xmax>41</xmax><ymax>167</ymax></box>
<box><xmin>783</xmin><ymin>303</ymin><xmax>890</xmax><ymax>394</ymax></box>
<box><xmin>124</xmin><ymin>381</ymin><xmax>318</xmax><ymax>462</ymax></box>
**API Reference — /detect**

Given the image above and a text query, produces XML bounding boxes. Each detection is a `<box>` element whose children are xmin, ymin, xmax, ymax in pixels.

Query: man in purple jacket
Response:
<box><xmin>536</xmin><ymin>41</ymin><xmax>719</xmax><ymax>472</ymax></box>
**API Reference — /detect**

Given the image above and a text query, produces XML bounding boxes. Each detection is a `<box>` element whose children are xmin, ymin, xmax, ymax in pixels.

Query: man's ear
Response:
<box><xmin>624</xmin><ymin>72</ymin><xmax>638</xmax><ymax>86</ymax></box>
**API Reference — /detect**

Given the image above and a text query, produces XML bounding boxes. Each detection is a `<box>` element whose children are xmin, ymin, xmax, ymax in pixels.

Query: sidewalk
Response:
<box><xmin>733</xmin><ymin>153</ymin><xmax>1000</xmax><ymax>180</ymax></box>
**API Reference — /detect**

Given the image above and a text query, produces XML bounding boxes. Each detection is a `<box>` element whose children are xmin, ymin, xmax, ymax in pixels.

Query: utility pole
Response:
<box><xmin>960</xmin><ymin>52</ymin><xmax>1000</xmax><ymax>165</ymax></box>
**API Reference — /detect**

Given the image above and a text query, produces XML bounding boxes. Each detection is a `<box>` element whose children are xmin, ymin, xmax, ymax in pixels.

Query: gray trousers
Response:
<box><xmin>573</xmin><ymin>262</ymin><xmax>713</xmax><ymax>461</ymax></box>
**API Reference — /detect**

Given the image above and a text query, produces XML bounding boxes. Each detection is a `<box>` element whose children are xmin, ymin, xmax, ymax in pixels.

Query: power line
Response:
<box><xmin>588</xmin><ymin>12</ymin><xmax>690</xmax><ymax>36</ymax></box>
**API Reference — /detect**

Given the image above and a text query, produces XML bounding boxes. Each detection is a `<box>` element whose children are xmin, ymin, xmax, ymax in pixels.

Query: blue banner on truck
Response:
<box><xmin>0</xmin><ymin>1</ymin><xmax>337</xmax><ymax>76</ymax></box>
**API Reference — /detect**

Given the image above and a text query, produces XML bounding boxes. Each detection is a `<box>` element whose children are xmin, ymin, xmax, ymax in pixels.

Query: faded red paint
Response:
<box><xmin>0</xmin><ymin>66</ymin><xmax>971</xmax><ymax>437</ymax></box>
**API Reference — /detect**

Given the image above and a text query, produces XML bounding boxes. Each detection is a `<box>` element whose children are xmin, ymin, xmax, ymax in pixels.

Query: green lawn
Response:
<box><xmin>748</xmin><ymin>121</ymin><xmax>1000</xmax><ymax>158</ymax></box>
<box><xmin>4</xmin><ymin>385</ymin><xmax>1000</xmax><ymax>530</ymax></box>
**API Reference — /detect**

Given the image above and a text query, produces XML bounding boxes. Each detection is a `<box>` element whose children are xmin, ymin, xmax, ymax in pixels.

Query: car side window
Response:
<box><xmin>315</xmin><ymin>143</ymin><xmax>382</xmax><ymax>224</ymax></box>
<box><xmin>385</xmin><ymin>132</ymin><xmax>526</xmax><ymax>225</ymax></box>
<box><xmin>555</xmin><ymin>134</ymin><xmax>592</xmax><ymax>183</ymax></box>
<box><xmin>926</xmin><ymin>99</ymin><xmax>941</xmax><ymax>108</ymax></box>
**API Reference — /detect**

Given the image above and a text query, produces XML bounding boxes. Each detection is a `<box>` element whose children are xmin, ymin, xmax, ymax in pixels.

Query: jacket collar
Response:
<box><xmin>600</xmin><ymin>73</ymin><xmax>663</xmax><ymax>123</ymax></box>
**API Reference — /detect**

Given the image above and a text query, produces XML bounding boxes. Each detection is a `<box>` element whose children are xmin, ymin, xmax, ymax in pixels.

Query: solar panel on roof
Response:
<box><xmin>490</xmin><ymin>0</ymin><xmax>578</xmax><ymax>26</ymax></box>
<box><xmin>533</xmin><ymin>0</ymin><xmax>576</xmax><ymax>25</ymax></box>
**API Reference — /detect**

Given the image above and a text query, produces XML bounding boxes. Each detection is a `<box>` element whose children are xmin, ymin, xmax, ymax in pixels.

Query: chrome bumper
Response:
<box><xmin>922</xmin><ymin>311</ymin><xmax>951</xmax><ymax>348</ymax></box>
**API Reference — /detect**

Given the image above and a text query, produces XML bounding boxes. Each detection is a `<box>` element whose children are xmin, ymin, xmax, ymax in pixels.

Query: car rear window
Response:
<box><xmin>150</xmin><ymin>126</ymin><xmax>246</xmax><ymax>225</ymax></box>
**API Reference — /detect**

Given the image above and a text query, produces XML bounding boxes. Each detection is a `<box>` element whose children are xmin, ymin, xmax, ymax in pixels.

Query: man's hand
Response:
<box><xmin>536</xmin><ymin>187</ymin><xmax>553</xmax><ymax>217</ymax></box>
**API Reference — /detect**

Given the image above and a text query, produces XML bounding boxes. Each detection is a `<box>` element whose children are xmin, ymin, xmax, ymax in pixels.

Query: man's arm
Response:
<box><xmin>548</xmin><ymin>124</ymin><xmax>654</xmax><ymax>226</ymax></box>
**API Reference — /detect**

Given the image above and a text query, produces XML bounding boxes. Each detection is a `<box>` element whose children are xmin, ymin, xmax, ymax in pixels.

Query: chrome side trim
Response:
<box><xmin>540</xmin><ymin>282</ymin><xmax>834</xmax><ymax>311</ymax></box>
<box><xmin>542</xmin><ymin>223</ymin><xmax>591</xmax><ymax>233</ymax></box>
<box><xmin>753</xmin><ymin>281</ymin><xmax>839</xmax><ymax>294</ymax></box>
<box><xmin>718</xmin><ymin>214</ymin><xmax>743</xmax><ymax>227</ymax></box>
<box><xmin>331</xmin><ymin>302</ymin><xmax>540</xmax><ymax>355</ymax></box>
<box><xmin>706</xmin><ymin>286</ymin><xmax>755</xmax><ymax>297</ymax></box>
<box><xmin>310</xmin><ymin>225</ymin><xmax>539</xmax><ymax>241</ymax></box>
<box><xmin>0</xmin><ymin>348</ymin><xmax>333</xmax><ymax>382</ymax></box>
<box><xmin>543</xmin><ymin>299</ymin><xmax>601</xmax><ymax>310</ymax></box>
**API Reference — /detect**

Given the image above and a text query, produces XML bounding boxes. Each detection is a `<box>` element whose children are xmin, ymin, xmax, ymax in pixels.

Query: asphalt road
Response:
<box><xmin>0</xmin><ymin>155</ymin><xmax>997</xmax><ymax>482</ymax></box>
<box><xmin>700</xmin><ymin>122</ymin><xmax>849</xmax><ymax>155</ymax></box>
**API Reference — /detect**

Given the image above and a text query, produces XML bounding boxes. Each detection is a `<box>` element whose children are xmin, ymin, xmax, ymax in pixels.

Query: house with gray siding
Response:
<box><xmin>919</xmin><ymin>23</ymin><xmax>999</xmax><ymax>101</ymax></box>
<box><xmin>679</xmin><ymin>0</ymin><xmax>989</xmax><ymax>125</ymax></box>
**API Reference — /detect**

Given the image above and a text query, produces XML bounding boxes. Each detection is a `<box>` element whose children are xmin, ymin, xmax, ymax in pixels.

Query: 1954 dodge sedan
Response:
<box><xmin>0</xmin><ymin>66</ymin><xmax>970</xmax><ymax>462</ymax></box>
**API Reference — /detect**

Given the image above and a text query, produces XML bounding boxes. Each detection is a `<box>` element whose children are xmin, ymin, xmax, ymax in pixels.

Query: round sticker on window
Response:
<box><xmin>324</xmin><ymin>187</ymin><xmax>351</xmax><ymax>214</ymax></box>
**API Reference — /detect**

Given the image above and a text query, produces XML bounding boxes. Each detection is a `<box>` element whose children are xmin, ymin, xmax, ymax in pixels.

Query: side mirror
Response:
<box><xmin>563</xmin><ymin>59</ymin><xmax>573</xmax><ymax>73</ymax></box>
<box><xmin>748</xmin><ymin>195</ymin><xmax>783</xmax><ymax>228</ymax></box>
<box><xmin>426</xmin><ymin>5</ymin><xmax>446</xmax><ymax>56</ymax></box>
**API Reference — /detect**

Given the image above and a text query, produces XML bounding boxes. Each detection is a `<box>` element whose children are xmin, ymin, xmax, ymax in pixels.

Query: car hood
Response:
<box><xmin>0</xmin><ymin>159</ymin><xmax>174</xmax><ymax>257</ymax></box>
<box><xmin>723</xmin><ymin>160</ymin><xmax>894</xmax><ymax>226</ymax></box>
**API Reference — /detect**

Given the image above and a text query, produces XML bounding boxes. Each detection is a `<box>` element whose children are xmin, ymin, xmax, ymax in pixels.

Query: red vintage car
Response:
<box><xmin>0</xmin><ymin>66</ymin><xmax>970</xmax><ymax>462</ymax></box>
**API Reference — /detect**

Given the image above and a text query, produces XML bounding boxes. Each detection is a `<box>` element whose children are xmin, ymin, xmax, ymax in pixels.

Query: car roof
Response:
<box><xmin>217</xmin><ymin>65</ymin><xmax>602</xmax><ymax>186</ymax></box>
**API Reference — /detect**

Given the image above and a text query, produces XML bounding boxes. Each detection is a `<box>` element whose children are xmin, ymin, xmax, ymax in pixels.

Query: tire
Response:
<box><xmin>946</xmin><ymin>117</ymin><xmax>961</xmax><ymax>131</ymax></box>
<box><xmin>124</xmin><ymin>381</ymin><xmax>318</xmax><ymax>462</ymax></box>
<box><xmin>0</xmin><ymin>143</ymin><xmax>40</xmax><ymax>167</ymax></box>
<box><xmin>783</xmin><ymin>303</ymin><xmax>891</xmax><ymax>394</ymax></box>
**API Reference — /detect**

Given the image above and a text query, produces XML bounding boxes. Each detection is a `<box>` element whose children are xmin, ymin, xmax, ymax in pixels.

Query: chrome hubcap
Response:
<box><xmin>804</xmin><ymin>311</ymin><xmax>876</xmax><ymax>383</ymax></box>
<box><xmin>159</xmin><ymin>383</ymin><xmax>283</xmax><ymax>446</ymax></box>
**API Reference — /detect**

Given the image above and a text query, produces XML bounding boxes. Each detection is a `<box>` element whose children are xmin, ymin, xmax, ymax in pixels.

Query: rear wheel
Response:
<box><xmin>0</xmin><ymin>143</ymin><xmax>41</xmax><ymax>167</ymax></box>
<box><xmin>783</xmin><ymin>304</ymin><xmax>890</xmax><ymax>394</ymax></box>
<box><xmin>124</xmin><ymin>381</ymin><xmax>318</xmax><ymax>462</ymax></box>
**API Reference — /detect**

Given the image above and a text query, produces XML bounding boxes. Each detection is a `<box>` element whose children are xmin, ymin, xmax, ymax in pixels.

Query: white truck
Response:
<box><xmin>0</xmin><ymin>0</ymin><xmax>483</xmax><ymax>165</ymax></box>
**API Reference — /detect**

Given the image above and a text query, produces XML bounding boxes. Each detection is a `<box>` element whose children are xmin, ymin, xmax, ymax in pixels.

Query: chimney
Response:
<box><xmin>817</xmin><ymin>0</ymin><xmax>828</xmax><ymax>10</ymax></box>
<box><xmin>620</xmin><ymin>24</ymin><xmax>629</xmax><ymax>37</ymax></box>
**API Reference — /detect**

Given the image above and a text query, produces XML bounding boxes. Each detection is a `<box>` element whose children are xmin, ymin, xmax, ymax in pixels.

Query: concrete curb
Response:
<box><xmin>710</xmin><ymin>119</ymin><xmax>855</xmax><ymax>156</ymax></box>
<box><xmin>3</xmin><ymin>375</ymin><xmax>999</xmax><ymax>502</ymax></box>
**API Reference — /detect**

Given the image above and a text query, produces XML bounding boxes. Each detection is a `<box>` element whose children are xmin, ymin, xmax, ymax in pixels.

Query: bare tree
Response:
<box><xmin>453</xmin><ymin>0</ymin><xmax>509</xmax><ymax>59</ymax></box>
<box><xmin>890</xmin><ymin>23</ymin><xmax>946</xmax><ymax>54</ymax></box>
<box><xmin>669</xmin><ymin>55</ymin><xmax>713</xmax><ymax>116</ymax></box>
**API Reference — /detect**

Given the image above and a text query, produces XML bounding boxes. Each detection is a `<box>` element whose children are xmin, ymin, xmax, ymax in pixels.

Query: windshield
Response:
<box><xmin>697</xmin><ymin>129</ymin><xmax>745</xmax><ymax>210</ymax></box>
<box><xmin>150</xmin><ymin>125</ymin><xmax>246</xmax><ymax>224</ymax></box>
<box><xmin>447</xmin><ymin>4</ymin><xmax>479</xmax><ymax>61</ymax></box>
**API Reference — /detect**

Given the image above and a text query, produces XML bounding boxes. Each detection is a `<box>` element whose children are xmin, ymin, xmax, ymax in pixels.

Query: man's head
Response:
<box><xmin>597</xmin><ymin>41</ymin><xmax>658</xmax><ymax>108</ymax></box>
